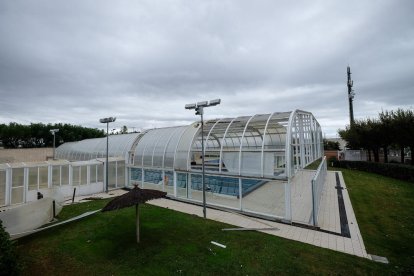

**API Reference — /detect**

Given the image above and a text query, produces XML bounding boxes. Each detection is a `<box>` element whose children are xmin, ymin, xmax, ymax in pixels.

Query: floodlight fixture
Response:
<box><xmin>197</xmin><ymin>101</ymin><xmax>208</xmax><ymax>107</ymax></box>
<box><xmin>185</xmin><ymin>103</ymin><xmax>197</xmax><ymax>110</ymax></box>
<box><xmin>208</xmin><ymin>99</ymin><xmax>221</xmax><ymax>106</ymax></box>
<box><xmin>99</xmin><ymin>116</ymin><xmax>117</xmax><ymax>193</ymax></box>
<box><xmin>99</xmin><ymin>117</ymin><xmax>116</xmax><ymax>123</ymax></box>
<box><xmin>184</xmin><ymin>98</ymin><xmax>221</xmax><ymax>219</ymax></box>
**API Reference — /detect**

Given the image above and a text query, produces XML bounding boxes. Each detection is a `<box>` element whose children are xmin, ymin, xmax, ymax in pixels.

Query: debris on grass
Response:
<box><xmin>211</xmin><ymin>241</ymin><xmax>226</xmax><ymax>248</ymax></box>
<box><xmin>81</xmin><ymin>197</ymin><xmax>103</xmax><ymax>201</ymax></box>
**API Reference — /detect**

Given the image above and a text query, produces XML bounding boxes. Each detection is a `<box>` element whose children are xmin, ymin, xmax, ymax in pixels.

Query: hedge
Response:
<box><xmin>332</xmin><ymin>160</ymin><xmax>414</xmax><ymax>183</ymax></box>
<box><xmin>0</xmin><ymin>220</ymin><xmax>21</xmax><ymax>276</ymax></box>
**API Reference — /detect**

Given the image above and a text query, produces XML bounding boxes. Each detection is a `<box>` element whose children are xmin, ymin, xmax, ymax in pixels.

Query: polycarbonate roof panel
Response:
<box><xmin>133</xmin><ymin>126</ymin><xmax>191</xmax><ymax>169</ymax></box>
<box><xmin>56</xmin><ymin>133</ymin><xmax>142</xmax><ymax>161</ymax></box>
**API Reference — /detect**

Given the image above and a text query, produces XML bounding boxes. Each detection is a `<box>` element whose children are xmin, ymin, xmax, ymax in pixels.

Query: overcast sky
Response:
<box><xmin>0</xmin><ymin>1</ymin><xmax>413</xmax><ymax>137</ymax></box>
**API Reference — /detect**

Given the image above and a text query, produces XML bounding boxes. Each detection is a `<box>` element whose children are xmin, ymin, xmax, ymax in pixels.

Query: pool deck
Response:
<box><xmin>68</xmin><ymin>170</ymin><xmax>370</xmax><ymax>259</ymax></box>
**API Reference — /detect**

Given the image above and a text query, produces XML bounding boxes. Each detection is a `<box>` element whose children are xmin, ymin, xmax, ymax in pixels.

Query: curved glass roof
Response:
<box><xmin>56</xmin><ymin>110</ymin><xmax>323</xmax><ymax>179</ymax></box>
<box><xmin>56</xmin><ymin>133</ymin><xmax>142</xmax><ymax>161</ymax></box>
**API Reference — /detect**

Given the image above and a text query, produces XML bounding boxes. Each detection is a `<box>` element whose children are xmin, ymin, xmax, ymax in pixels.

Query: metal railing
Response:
<box><xmin>311</xmin><ymin>156</ymin><xmax>327</xmax><ymax>226</ymax></box>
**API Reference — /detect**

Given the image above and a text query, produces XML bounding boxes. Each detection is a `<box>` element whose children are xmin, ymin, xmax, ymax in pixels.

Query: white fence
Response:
<box><xmin>0</xmin><ymin>159</ymin><xmax>127</xmax><ymax>208</ymax></box>
<box><xmin>311</xmin><ymin>156</ymin><xmax>327</xmax><ymax>226</ymax></box>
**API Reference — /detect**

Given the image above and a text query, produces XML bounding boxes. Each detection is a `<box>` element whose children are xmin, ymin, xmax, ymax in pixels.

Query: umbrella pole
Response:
<box><xmin>136</xmin><ymin>204</ymin><xmax>140</xmax><ymax>243</ymax></box>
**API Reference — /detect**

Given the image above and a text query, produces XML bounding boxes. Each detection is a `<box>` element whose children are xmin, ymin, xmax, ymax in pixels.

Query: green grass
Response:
<box><xmin>340</xmin><ymin>169</ymin><xmax>414</xmax><ymax>274</ymax></box>
<box><xmin>14</xmin><ymin>168</ymin><xmax>414</xmax><ymax>275</ymax></box>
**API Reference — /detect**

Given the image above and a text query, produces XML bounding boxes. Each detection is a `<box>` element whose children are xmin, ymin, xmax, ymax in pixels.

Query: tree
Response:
<box><xmin>0</xmin><ymin>122</ymin><xmax>105</xmax><ymax>149</ymax></box>
<box><xmin>323</xmin><ymin>139</ymin><xmax>340</xmax><ymax>150</ymax></box>
<box><xmin>390</xmin><ymin>109</ymin><xmax>414</xmax><ymax>164</ymax></box>
<box><xmin>379</xmin><ymin>110</ymin><xmax>394</xmax><ymax>163</ymax></box>
<box><xmin>338</xmin><ymin>108</ymin><xmax>414</xmax><ymax>165</ymax></box>
<box><xmin>120</xmin><ymin>126</ymin><xmax>128</xmax><ymax>134</ymax></box>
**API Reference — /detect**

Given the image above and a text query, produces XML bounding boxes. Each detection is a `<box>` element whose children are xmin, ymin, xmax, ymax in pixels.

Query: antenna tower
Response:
<box><xmin>347</xmin><ymin>66</ymin><xmax>355</xmax><ymax>125</ymax></box>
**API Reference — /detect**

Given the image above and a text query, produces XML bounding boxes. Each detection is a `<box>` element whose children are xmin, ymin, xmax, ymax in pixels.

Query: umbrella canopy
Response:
<box><xmin>102</xmin><ymin>186</ymin><xmax>167</xmax><ymax>212</ymax></box>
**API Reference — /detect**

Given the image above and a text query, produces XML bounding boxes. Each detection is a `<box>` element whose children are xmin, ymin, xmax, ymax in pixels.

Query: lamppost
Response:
<box><xmin>185</xmin><ymin>99</ymin><xmax>221</xmax><ymax>219</ymax></box>
<box><xmin>50</xmin><ymin>129</ymin><xmax>59</xmax><ymax>160</ymax></box>
<box><xmin>99</xmin><ymin>117</ymin><xmax>116</xmax><ymax>193</ymax></box>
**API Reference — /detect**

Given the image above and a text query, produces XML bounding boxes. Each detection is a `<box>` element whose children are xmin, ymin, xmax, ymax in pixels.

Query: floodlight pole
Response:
<box><xmin>50</xmin><ymin>129</ymin><xmax>59</xmax><ymax>160</ymax></box>
<box><xmin>185</xmin><ymin>99</ymin><xmax>221</xmax><ymax>219</ymax></box>
<box><xmin>347</xmin><ymin>66</ymin><xmax>355</xmax><ymax>126</ymax></box>
<box><xmin>106</xmin><ymin>122</ymin><xmax>109</xmax><ymax>192</ymax></box>
<box><xmin>199</xmin><ymin>107</ymin><xmax>206</xmax><ymax>219</ymax></box>
<box><xmin>100</xmin><ymin>117</ymin><xmax>116</xmax><ymax>193</ymax></box>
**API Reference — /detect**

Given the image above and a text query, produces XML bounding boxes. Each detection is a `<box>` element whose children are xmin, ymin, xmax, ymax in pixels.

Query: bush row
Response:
<box><xmin>332</xmin><ymin>160</ymin><xmax>414</xmax><ymax>183</ymax></box>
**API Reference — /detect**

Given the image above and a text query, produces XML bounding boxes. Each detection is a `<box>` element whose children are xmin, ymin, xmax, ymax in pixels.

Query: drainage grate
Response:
<box><xmin>336</xmin><ymin>172</ymin><xmax>351</xmax><ymax>238</ymax></box>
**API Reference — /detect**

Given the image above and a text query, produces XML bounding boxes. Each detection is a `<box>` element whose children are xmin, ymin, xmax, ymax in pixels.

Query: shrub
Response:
<box><xmin>0</xmin><ymin>220</ymin><xmax>21</xmax><ymax>276</ymax></box>
<box><xmin>332</xmin><ymin>160</ymin><xmax>414</xmax><ymax>183</ymax></box>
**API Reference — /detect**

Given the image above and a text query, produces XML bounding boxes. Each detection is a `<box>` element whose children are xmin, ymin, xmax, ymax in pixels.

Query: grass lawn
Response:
<box><xmin>340</xmin><ymin>168</ymin><xmax>414</xmax><ymax>274</ymax></box>
<box><xmin>14</xmin><ymin>168</ymin><xmax>414</xmax><ymax>275</ymax></box>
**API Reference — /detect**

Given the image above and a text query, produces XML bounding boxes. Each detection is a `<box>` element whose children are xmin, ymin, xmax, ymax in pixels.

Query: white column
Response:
<box><xmin>5</xmin><ymin>168</ymin><xmax>11</xmax><ymax>206</ymax></box>
<box><xmin>24</xmin><ymin>167</ymin><xmax>29</xmax><ymax>203</ymax></box>
<box><xmin>173</xmin><ymin>171</ymin><xmax>177</xmax><ymax>197</ymax></box>
<box><xmin>284</xmin><ymin>179</ymin><xmax>292</xmax><ymax>222</ymax></box>
<box><xmin>69</xmin><ymin>165</ymin><xmax>73</xmax><ymax>186</ymax></box>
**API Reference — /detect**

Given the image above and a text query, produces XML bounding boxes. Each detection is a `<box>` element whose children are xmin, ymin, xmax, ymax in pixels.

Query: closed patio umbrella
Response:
<box><xmin>102</xmin><ymin>186</ymin><xmax>167</xmax><ymax>243</ymax></box>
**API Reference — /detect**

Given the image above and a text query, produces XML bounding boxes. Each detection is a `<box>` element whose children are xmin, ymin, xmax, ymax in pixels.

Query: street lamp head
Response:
<box><xmin>185</xmin><ymin>103</ymin><xmax>197</xmax><ymax>110</ymax></box>
<box><xmin>197</xmin><ymin>101</ymin><xmax>208</xmax><ymax>107</ymax></box>
<box><xmin>50</xmin><ymin>129</ymin><xmax>59</xmax><ymax>134</ymax></box>
<box><xmin>99</xmin><ymin>117</ymin><xmax>116</xmax><ymax>123</ymax></box>
<box><xmin>208</xmin><ymin>99</ymin><xmax>221</xmax><ymax>106</ymax></box>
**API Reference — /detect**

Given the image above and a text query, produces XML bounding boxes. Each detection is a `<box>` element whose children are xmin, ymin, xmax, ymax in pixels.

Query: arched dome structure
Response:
<box><xmin>56</xmin><ymin>110</ymin><xmax>323</xmax><ymax>221</ymax></box>
<box><xmin>57</xmin><ymin>110</ymin><xmax>322</xmax><ymax>179</ymax></box>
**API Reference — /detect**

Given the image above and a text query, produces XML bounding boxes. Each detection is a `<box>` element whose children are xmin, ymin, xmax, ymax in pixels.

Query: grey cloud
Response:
<box><xmin>0</xmin><ymin>0</ymin><xmax>413</xmax><ymax>137</ymax></box>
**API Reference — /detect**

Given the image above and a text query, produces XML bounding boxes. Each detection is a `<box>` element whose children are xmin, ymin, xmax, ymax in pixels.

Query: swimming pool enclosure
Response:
<box><xmin>1</xmin><ymin>110</ymin><xmax>323</xmax><ymax>223</ymax></box>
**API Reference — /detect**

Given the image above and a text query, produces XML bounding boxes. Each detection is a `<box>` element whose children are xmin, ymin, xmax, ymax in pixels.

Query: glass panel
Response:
<box><xmin>206</xmin><ymin>175</ymin><xmax>240</xmax><ymax>209</ymax></box>
<box><xmin>189</xmin><ymin>174</ymin><xmax>240</xmax><ymax>209</ymax></box>
<box><xmin>52</xmin><ymin>166</ymin><xmax>60</xmax><ymax>186</ymax></box>
<box><xmin>143</xmin><ymin>169</ymin><xmax>163</xmax><ymax>191</ymax></box>
<box><xmin>12</xmin><ymin>168</ymin><xmax>24</xmax><ymax>188</ymax></box>
<box><xmin>72</xmin><ymin>167</ymin><xmax>81</xmax><ymax>186</ymax></box>
<box><xmin>117</xmin><ymin>161</ymin><xmax>125</xmax><ymax>187</ymax></box>
<box><xmin>108</xmin><ymin>162</ymin><xmax>117</xmax><ymax>189</ymax></box>
<box><xmin>239</xmin><ymin>115</ymin><xmax>267</xmax><ymax>177</ymax></box>
<box><xmin>174</xmin><ymin>126</ymin><xmax>199</xmax><ymax>170</ymax></box>
<box><xmin>176</xmin><ymin>173</ymin><xmax>187</xmax><ymax>199</ymax></box>
<box><xmin>0</xmin><ymin>170</ymin><xmax>6</xmax><ymax>206</ymax></box>
<box><xmin>241</xmin><ymin>179</ymin><xmax>285</xmax><ymax>218</ymax></box>
<box><xmin>81</xmin><ymin>166</ymin><xmax>88</xmax><ymax>185</ymax></box>
<box><xmin>164</xmin><ymin>126</ymin><xmax>188</xmax><ymax>169</ymax></box>
<box><xmin>97</xmin><ymin>164</ymin><xmax>104</xmax><ymax>183</ymax></box>
<box><xmin>56</xmin><ymin>133</ymin><xmax>141</xmax><ymax>161</ymax></box>
<box><xmin>28</xmin><ymin>167</ymin><xmax>38</xmax><ymax>190</ymax></box>
<box><xmin>90</xmin><ymin>165</ymin><xmax>97</xmax><ymax>184</ymax></box>
<box><xmin>153</xmin><ymin>128</ymin><xmax>176</xmax><ymax>168</ymax></box>
<box><xmin>11</xmin><ymin>187</ymin><xmax>24</xmax><ymax>204</ymax></box>
<box><xmin>164</xmin><ymin>170</ymin><xmax>174</xmax><ymax>195</ymax></box>
<box><xmin>39</xmin><ymin>166</ymin><xmax>48</xmax><ymax>189</ymax></box>
<box><xmin>130</xmin><ymin>167</ymin><xmax>142</xmax><ymax>187</ymax></box>
<box><xmin>61</xmin><ymin>165</ymin><xmax>69</xmax><ymax>185</ymax></box>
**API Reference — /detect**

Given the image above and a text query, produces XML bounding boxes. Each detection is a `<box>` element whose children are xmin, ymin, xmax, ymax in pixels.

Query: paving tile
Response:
<box><xmin>336</xmin><ymin>236</ymin><xmax>345</xmax><ymax>253</ymax></box>
<box><xmin>328</xmin><ymin>234</ymin><xmax>337</xmax><ymax>250</ymax></box>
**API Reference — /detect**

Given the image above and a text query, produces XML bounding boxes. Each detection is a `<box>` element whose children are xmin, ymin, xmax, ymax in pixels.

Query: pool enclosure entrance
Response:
<box><xmin>1</xmin><ymin>110</ymin><xmax>323</xmax><ymax>224</ymax></box>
